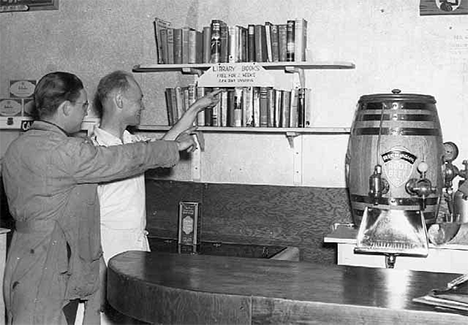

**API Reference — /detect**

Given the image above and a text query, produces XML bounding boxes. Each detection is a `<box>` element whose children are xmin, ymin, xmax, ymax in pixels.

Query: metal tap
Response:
<box><xmin>459</xmin><ymin>160</ymin><xmax>468</xmax><ymax>181</ymax></box>
<box><xmin>405</xmin><ymin>161</ymin><xmax>437</xmax><ymax>210</ymax></box>
<box><xmin>368</xmin><ymin>165</ymin><xmax>389</xmax><ymax>205</ymax></box>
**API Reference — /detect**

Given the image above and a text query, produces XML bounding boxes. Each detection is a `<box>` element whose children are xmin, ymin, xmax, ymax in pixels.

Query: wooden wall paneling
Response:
<box><xmin>145</xmin><ymin>178</ymin><xmax>204</xmax><ymax>239</ymax></box>
<box><xmin>201</xmin><ymin>183</ymin><xmax>352</xmax><ymax>263</ymax></box>
<box><xmin>144</xmin><ymin>179</ymin><xmax>353</xmax><ymax>264</ymax></box>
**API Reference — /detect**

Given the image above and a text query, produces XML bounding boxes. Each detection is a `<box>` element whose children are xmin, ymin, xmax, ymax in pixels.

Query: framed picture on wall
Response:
<box><xmin>0</xmin><ymin>0</ymin><xmax>59</xmax><ymax>13</ymax></box>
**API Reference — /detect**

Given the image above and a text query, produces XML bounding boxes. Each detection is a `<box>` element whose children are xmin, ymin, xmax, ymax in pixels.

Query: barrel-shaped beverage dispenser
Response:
<box><xmin>345</xmin><ymin>90</ymin><xmax>445</xmax><ymax>260</ymax></box>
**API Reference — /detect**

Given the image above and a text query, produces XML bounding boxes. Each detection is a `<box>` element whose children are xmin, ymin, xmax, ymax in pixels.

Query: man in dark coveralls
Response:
<box><xmin>1</xmin><ymin>71</ymin><xmax>209</xmax><ymax>325</ymax></box>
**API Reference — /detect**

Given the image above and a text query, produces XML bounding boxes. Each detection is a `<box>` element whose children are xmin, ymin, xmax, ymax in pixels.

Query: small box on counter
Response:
<box><xmin>177</xmin><ymin>201</ymin><xmax>201</xmax><ymax>254</ymax></box>
<box><xmin>9</xmin><ymin>79</ymin><xmax>36</xmax><ymax>98</ymax></box>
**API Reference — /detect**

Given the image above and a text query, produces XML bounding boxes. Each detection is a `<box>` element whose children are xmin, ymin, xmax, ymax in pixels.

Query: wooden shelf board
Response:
<box><xmin>136</xmin><ymin>125</ymin><xmax>351</xmax><ymax>134</ymax></box>
<box><xmin>133</xmin><ymin>61</ymin><xmax>355</xmax><ymax>73</ymax></box>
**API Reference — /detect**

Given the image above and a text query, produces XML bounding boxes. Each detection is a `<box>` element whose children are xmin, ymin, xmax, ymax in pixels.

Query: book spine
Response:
<box><xmin>170</xmin><ymin>87</ymin><xmax>179</xmax><ymax>123</ymax></box>
<box><xmin>278</xmin><ymin>24</ymin><xmax>287</xmax><ymax>62</ymax></box>
<box><xmin>182</xmin><ymin>27</ymin><xmax>190</xmax><ymax>64</ymax></box>
<box><xmin>164</xmin><ymin>88</ymin><xmax>174</xmax><ymax>126</ymax></box>
<box><xmin>188</xmin><ymin>28</ymin><xmax>197</xmax><ymax>64</ymax></box>
<box><xmin>281</xmin><ymin>90</ymin><xmax>291</xmax><ymax>127</ymax></box>
<box><xmin>252</xmin><ymin>87</ymin><xmax>260</xmax><ymax>127</ymax></box>
<box><xmin>240</xmin><ymin>27</ymin><xmax>248</xmax><ymax>63</ymax></box>
<box><xmin>294</xmin><ymin>19</ymin><xmax>307</xmax><ymax>62</ymax></box>
<box><xmin>234</xmin><ymin>88</ymin><xmax>243</xmax><ymax>127</ymax></box>
<box><xmin>286</xmin><ymin>20</ymin><xmax>295</xmax><ymax>62</ymax></box>
<box><xmin>228</xmin><ymin>25</ymin><xmax>237</xmax><ymax>63</ymax></box>
<box><xmin>153</xmin><ymin>18</ymin><xmax>171</xmax><ymax>64</ymax></box>
<box><xmin>289</xmin><ymin>88</ymin><xmax>299</xmax><ymax>128</ymax></box>
<box><xmin>265</xmin><ymin>22</ymin><xmax>273</xmax><ymax>63</ymax></box>
<box><xmin>304</xmin><ymin>88</ymin><xmax>312</xmax><ymax>127</ymax></box>
<box><xmin>247</xmin><ymin>24</ymin><xmax>256</xmax><ymax>62</ymax></box>
<box><xmin>173</xmin><ymin>28</ymin><xmax>183</xmax><ymax>64</ymax></box>
<box><xmin>243</xmin><ymin>86</ymin><xmax>253</xmax><ymax>127</ymax></box>
<box><xmin>166</xmin><ymin>28</ymin><xmax>174</xmax><ymax>64</ymax></box>
<box><xmin>160</xmin><ymin>28</ymin><xmax>168</xmax><ymax>64</ymax></box>
<box><xmin>220</xmin><ymin>91</ymin><xmax>228</xmax><ymax>127</ymax></box>
<box><xmin>227</xmin><ymin>89</ymin><xmax>235</xmax><ymax>127</ymax></box>
<box><xmin>196</xmin><ymin>30</ymin><xmax>203</xmax><ymax>64</ymax></box>
<box><xmin>267</xmin><ymin>88</ymin><xmax>275</xmax><ymax>127</ymax></box>
<box><xmin>297</xmin><ymin>87</ymin><xmax>305</xmax><ymax>127</ymax></box>
<box><xmin>210</xmin><ymin>20</ymin><xmax>222</xmax><ymax>63</ymax></box>
<box><xmin>259</xmin><ymin>86</ymin><xmax>269</xmax><ymax>127</ymax></box>
<box><xmin>274</xmin><ymin>89</ymin><xmax>282</xmax><ymax>127</ymax></box>
<box><xmin>270</xmin><ymin>24</ymin><xmax>279</xmax><ymax>62</ymax></box>
<box><xmin>202</xmin><ymin>26</ymin><xmax>211</xmax><ymax>63</ymax></box>
<box><xmin>220</xmin><ymin>22</ymin><xmax>229</xmax><ymax>63</ymax></box>
<box><xmin>196</xmin><ymin>87</ymin><xmax>206</xmax><ymax>126</ymax></box>
<box><xmin>174</xmin><ymin>86</ymin><xmax>185</xmax><ymax>121</ymax></box>
<box><xmin>254</xmin><ymin>25</ymin><xmax>266</xmax><ymax>63</ymax></box>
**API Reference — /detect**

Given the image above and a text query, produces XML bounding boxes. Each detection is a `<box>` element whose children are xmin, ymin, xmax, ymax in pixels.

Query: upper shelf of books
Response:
<box><xmin>133</xmin><ymin>61</ymin><xmax>355</xmax><ymax>73</ymax></box>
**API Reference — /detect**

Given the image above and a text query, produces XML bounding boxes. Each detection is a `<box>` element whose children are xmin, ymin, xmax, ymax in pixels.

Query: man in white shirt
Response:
<box><xmin>90</xmin><ymin>70</ymin><xmax>221</xmax><ymax>322</ymax></box>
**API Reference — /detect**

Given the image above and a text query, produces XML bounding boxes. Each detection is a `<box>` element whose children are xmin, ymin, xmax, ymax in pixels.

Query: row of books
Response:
<box><xmin>164</xmin><ymin>86</ymin><xmax>312</xmax><ymax>128</ymax></box>
<box><xmin>154</xmin><ymin>17</ymin><xmax>308</xmax><ymax>65</ymax></box>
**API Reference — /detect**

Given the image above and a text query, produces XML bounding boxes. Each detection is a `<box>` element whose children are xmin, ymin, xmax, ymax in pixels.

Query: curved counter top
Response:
<box><xmin>107</xmin><ymin>251</ymin><xmax>467</xmax><ymax>324</ymax></box>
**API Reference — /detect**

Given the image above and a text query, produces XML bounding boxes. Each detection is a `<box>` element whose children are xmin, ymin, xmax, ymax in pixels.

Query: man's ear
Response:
<box><xmin>59</xmin><ymin>101</ymin><xmax>72</xmax><ymax>117</ymax></box>
<box><xmin>115</xmin><ymin>91</ymin><xmax>124</xmax><ymax>109</ymax></box>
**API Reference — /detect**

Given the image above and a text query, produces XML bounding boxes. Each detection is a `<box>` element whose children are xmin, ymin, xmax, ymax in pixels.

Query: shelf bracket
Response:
<box><xmin>191</xmin><ymin>132</ymin><xmax>204</xmax><ymax>182</ymax></box>
<box><xmin>285</xmin><ymin>132</ymin><xmax>303</xmax><ymax>186</ymax></box>
<box><xmin>181</xmin><ymin>67</ymin><xmax>203</xmax><ymax>77</ymax></box>
<box><xmin>285</xmin><ymin>131</ymin><xmax>300</xmax><ymax>148</ymax></box>
<box><xmin>284</xmin><ymin>66</ymin><xmax>305</xmax><ymax>89</ymax></box>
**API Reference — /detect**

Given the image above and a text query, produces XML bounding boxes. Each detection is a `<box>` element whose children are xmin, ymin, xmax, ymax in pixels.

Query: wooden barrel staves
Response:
<box><xmin>346</xmin><ymin>90</ymin><xmax>445</xmax><ymax>227</ymax></box>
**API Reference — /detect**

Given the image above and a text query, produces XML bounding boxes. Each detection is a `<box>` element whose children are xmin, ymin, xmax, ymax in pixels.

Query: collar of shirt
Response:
<box><xmin>91</xmin><ymin>127</ymin><xmax>137</xmax><ymax>146</ymax></box>
<box><xmin>32</xmin><ymin>120</ymin><xmax>69</xmax><ymax>137</ymax></box>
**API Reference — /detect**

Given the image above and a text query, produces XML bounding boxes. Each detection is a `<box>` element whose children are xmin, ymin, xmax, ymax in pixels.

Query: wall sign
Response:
<box><xmin>420</xmin><ymin>0</ymin><xmax>468</xmax><ymax>15</ymax></box>
<box><xmin>197</xmin><ymin>62</ymin><xmax>274</xmax><ymax>88</ymax></box>
<box><xmin>0</xmin><ymin>0</ymin><xmax>58</xmax><ymax>13</ymax></box>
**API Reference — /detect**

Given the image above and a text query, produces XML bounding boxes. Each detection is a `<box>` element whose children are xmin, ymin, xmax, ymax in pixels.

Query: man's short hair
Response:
<box><xmin>94</xmin><ymin>70</ymin><xmax>134</xmax><ymax>118</ymax></box>
<box><xmin>34</xmin><ymin>72</ymin><xmax>84</xmax><ymax>119</ymax></box>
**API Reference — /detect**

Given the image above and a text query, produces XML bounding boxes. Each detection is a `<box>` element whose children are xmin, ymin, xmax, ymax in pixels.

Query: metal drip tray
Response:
<box><xmin>149</xmin><ymin>237</ymin><xmax>295</xmax><ymax>259</ymax></box>
<box><xmin>355</xmin><ymin>207</ymin><xmax>429</xmax><ymax>257</ymax></box>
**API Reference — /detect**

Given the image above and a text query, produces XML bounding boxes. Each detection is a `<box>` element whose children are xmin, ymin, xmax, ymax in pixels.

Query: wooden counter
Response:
<box><xmin>107</xmin><ymin>251</ymin><xmax>467</xmax><ymax>324</ymax></box>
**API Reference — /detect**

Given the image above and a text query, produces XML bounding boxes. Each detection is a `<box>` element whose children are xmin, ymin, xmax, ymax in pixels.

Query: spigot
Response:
<box><xmin>443</xmin><ymin>161</ymin><xmax>459</xmax><ymax>193</ymax></box>
<box><xmin>369</xmin><ymin>165</ymin><xmax>389</xmax><ymax>205</ymax></box>
<box><xmin>405</xmin><ymin>161</ymin><xmax>437</xmax><ymax>210</ymax></box>
<box><xmin>459</xmin><ymin>160</ymin><xmax>468</xmax><ymax>182</ymax></box>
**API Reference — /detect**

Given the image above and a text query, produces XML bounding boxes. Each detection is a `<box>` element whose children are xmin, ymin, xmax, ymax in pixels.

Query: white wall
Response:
<box><xmin>1</xmin><ymin>0</ymin><xmax>467</xmax><ymax>188</ymax></box>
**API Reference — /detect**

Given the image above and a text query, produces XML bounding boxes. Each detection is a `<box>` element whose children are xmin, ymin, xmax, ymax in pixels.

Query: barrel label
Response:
<box><xmin>381</xmin><ymin>148</ymin><xmax>417</xmax><ymax>188</ymax></box>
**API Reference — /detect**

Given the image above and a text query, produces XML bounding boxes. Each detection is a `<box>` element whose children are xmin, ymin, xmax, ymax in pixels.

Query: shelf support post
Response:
<box><xmin>191</xmin><ymin>132</ymin><xmax>204</xmax><ymax>182</ymax></box>
<box><xmin>286</xmin><ymin>132</ymin><xmax>303</xmax><ymax>186</ymax></box>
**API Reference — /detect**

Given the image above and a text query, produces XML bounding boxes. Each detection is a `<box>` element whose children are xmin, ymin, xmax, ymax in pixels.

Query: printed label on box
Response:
<box><xmin>10</xmin><ymin>80</ymin><xmax>36</xmax><ymax>98</ymax></box>
<box><xmin>0</xmin><ymin>98</ymin><xmax>22</xmax><ymax>116</ymax></box>
<box><xmin>178</xmin><ymin>201</ymin><xmax>200</xmax><ymax>246</ymax></box>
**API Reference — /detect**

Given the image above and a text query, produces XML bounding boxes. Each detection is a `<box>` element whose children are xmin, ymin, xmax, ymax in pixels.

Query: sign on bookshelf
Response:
<box><xmin>198</xmin><ymin>63</ymin><xmax>274</xmax><ymax>88</ymax></box>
